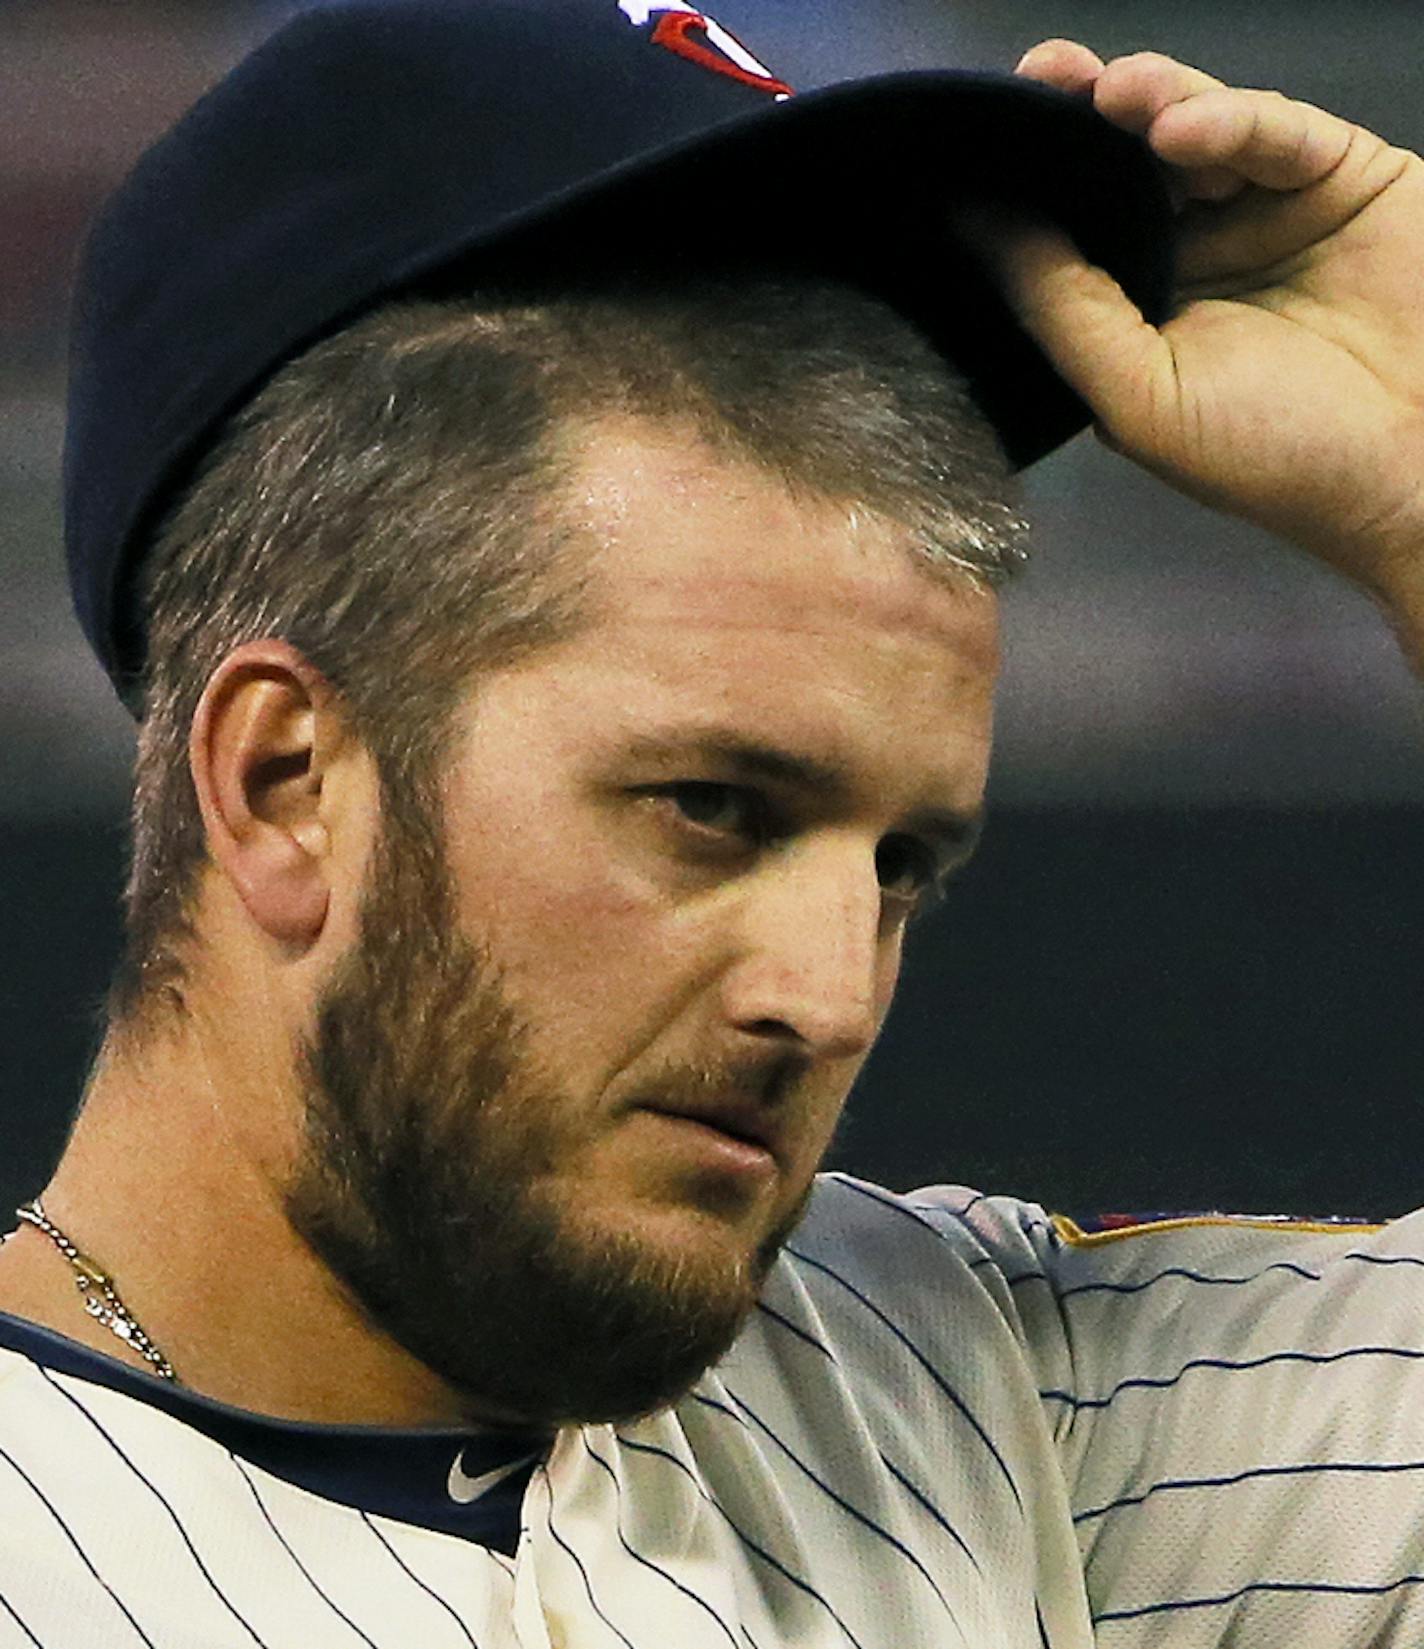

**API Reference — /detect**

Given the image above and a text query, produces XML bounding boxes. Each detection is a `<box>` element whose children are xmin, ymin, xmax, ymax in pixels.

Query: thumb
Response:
<box><xmin>956</xmin><ymin>214</ymin><xmax>1177</xmax><ymax>451</ymax></box>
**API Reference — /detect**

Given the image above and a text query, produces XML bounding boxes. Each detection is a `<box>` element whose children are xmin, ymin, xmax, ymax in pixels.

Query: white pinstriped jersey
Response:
<box><xmin>3</xmin><ymin>1173</ymin><xmax>1423</xmax><ymax>1647</ymax></box>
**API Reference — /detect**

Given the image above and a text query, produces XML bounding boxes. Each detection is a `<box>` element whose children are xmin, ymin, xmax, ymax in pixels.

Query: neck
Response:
<box><xmin>0</xmin><ymin>1026</ymin><xmax>477</xmax><ymax>1429</ymax></box>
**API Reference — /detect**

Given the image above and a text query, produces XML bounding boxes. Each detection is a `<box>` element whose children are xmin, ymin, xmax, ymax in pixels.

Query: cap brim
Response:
<box><xmin>87</xmin><ymin>64</ymin><xmax>1175</xmax><ymax>695</ymax></box>
<box><xmin>355</xmin><ymin>68</ymin><xmax>1176</xmax><ymax>471</ymax></box>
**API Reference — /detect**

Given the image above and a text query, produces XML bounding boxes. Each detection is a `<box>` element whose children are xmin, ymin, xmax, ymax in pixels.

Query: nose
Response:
<box><xmin>719</xmin><ymin>841</ymin><xmax>893</xmax><ymax>1063</ymax></box>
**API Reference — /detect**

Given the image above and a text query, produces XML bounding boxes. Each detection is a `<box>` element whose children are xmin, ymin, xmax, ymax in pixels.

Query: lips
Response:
<box><xmin>639</xmin><ymin>1095</ymin><xmax>783</xmax><ymax>1168</ymax></box>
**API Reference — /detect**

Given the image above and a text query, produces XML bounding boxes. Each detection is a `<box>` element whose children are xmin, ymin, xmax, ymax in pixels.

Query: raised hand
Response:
<box><xmin>988</xmin><ymin>41</ymin><xmax>1424</xmax><ymax>639</ymax></box>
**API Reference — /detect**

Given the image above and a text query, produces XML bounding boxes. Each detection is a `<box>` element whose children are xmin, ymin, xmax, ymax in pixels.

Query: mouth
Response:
<box><xmin>636</xmin><ymin>1100</ymin><xmax>782</xmax><ymax>1177</ymax></box>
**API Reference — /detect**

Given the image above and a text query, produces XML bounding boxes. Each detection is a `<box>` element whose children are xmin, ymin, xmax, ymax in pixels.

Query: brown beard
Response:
<box><xmin>283</xmin><ymin>783</ymin><xmax>810</xmax><ymax>1427</ymax></box>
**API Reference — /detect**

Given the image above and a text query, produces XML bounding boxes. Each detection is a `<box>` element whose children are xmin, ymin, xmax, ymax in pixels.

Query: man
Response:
<box><xmin>2</xmin><ymin>3</ymin><xmax>1423</xmax><ymax>1645</ymax></box>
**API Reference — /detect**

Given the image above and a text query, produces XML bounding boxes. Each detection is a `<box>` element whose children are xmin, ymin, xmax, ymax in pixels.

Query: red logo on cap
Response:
<box><xmin>619</xmin><ymin>3</ymin><xmax>793</xmax><ymax>99</ymax></box>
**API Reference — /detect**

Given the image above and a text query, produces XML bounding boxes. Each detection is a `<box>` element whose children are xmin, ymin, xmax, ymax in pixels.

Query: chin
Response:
<box><xmin>287</xmin><ymin>1130</ymin><xmax>794</xmax><ymax>1426</ymax></box>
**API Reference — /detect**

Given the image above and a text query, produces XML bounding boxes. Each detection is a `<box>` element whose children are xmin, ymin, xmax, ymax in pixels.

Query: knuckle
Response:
<box><xmin>1112</xmin><ymin>49</ymin><xmax>1176</xmax><ymax>72</ymax></box>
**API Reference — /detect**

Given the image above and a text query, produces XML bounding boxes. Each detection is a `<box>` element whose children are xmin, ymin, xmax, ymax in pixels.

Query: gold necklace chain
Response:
<box><xmin>14</xmin><ymin>1200</ymin><xmax>177</xmax><ymax>1382</ymax></box>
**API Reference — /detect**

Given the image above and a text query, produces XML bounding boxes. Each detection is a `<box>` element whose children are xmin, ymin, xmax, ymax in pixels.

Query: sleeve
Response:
<box><xmin>980</xmin><ymin>1200</ymin><xmax>1424</xmax><ymax>1648</ymax></box>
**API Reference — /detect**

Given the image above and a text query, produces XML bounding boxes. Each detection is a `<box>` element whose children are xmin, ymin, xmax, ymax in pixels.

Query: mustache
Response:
<box><xmin>625</xmin><ymin>1049</ymin><xmax>809</xmax><ymax>1114</ymax></box>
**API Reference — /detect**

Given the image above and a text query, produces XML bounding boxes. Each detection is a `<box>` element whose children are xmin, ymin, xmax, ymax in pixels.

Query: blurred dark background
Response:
<box><xmin>3</xmin><ymin>0</ymin><xmax>1422</xmax><ymax>1221</ymax></box>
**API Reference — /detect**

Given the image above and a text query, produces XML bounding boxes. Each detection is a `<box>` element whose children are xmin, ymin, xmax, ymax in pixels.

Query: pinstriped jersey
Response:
<box><xmin>1</xmin><ymin>1173</ymin><xmax>1420</xmax><ymax>1647</ymax></box>
<box><xmin>1030</xmin><ymin>1200</ymin><xmax>1424</xmax><ymax>1644</ymax></box>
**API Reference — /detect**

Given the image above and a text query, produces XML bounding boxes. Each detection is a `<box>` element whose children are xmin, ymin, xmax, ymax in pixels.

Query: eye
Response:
<box><xmin>875</xmin><ymin>834</ymin><xmax>943</xmax><ymax>905</ymax></box>
<box><xmin>659</xmin><ymin>782</ymin><xmax>766</xmax><ymax>840</ymax></box>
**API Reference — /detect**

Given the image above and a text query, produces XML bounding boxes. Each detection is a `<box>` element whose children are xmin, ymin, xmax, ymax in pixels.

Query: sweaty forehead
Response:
<box><xmin>561</xmin><ymin>415</ymin><xmax>1001</xmax><ymax>672</ymax></box>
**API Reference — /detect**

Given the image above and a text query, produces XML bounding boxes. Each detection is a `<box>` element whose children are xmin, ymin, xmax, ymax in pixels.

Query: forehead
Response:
<box><xmin>458</xmin><ymin>416</ymin><xmax>1000</xmax><ymax>812</ymax></box>
<box><xmin>562</xmin><ymin>414</ymin><xmax>1001</xmax><ymax>671</ymax></box>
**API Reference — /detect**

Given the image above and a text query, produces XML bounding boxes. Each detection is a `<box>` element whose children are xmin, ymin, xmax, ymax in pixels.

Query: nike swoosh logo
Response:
<box><xmin>447</xmin><ymin>1450</ymin><xmax>538</xmax><ymax>1505</ymax></box>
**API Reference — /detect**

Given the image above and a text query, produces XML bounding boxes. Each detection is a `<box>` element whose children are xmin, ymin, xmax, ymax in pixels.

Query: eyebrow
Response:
<box><xmin>621</xmin><ymin>729</ymin><xmax>984</xmax><ymax>862</ymax></box>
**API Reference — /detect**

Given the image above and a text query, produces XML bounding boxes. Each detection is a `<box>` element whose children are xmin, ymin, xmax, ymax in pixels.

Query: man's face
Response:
<box><xmin>288</xmin><ymin>417</ymin><xmax>999</xmax><ymax>1426</ymax></box>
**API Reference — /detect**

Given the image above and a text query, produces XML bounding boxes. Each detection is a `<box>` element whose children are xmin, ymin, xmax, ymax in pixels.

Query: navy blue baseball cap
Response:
<box><xmin>65</xmin><ymin>0</ymin><xmax>1176</xmax><ymax>706</ymax></box>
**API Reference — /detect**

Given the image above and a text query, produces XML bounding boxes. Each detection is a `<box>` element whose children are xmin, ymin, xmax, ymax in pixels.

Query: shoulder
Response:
<box><xmin>1041</xmin><ymin>1209</ymin><xmax>1424</xmax><ymax>1640</ymax></box>
<box><xmin>781</xmin><ymin>1173</ymin><xmax>1056</xmax><ymax>1309</ymax></box>
<box><xmin>746</xmin><ymin>1174</ymin><xmax>1067</xmax><ymax>1386</ymax></box>
<box><xmin>1036</xmin><ymin>1203</ymin><xmax>1424</xmax><ymax>1409</ymax></box>
<box><xmin>1041</xmin><ymin>1203</ymin><xmax>1420</xmax><ymax>1330</ymax></box>
<box><xmin>791</xmin><ymin>1171</ymin><xmax>1054</xmax><ymax>1261</ymax></box>
<box><xmin>678</xmin><ymin>1179</ymin><xmax>1091</xmax><ymax>1633</ymax></box>
<box><xmin>758</xmin><ymin>1179</ymin><xmax>1424</xmax><ymax>1425</ymax></box>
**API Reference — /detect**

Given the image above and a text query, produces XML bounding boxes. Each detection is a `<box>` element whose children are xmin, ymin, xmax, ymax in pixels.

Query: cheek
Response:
<box><xmin>443</xmin><ymin>806</ymin><xmax>699</xmax><ymax>1057</ymax></box>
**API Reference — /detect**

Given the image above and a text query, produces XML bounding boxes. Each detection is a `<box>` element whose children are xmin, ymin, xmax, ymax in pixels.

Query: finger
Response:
<box><xmin>1149</xmin><ymin>88</ymin><xmax>1358</xmax><ymax>192</ymax></box>
<box><xmin>1161</xmin><ymin>165</ymin><xmax>1250</xmax><ymax>218</ymax></box>
<box><xmin>1091</xmin><ymin>50</ymin><xmax>1227</xmax><ymax>136</ymax></box>
<box><xmin>1179</xmin><ymin>165</ymin><xmax>1250</xmax><ymax>205</ymax></box>
<box><xmin>956</xmin><ymin>215</ymin><xmax>1170</xmax><ymax>449</ymax></box>
<box><xmin>1014</xmin><ymin>38</ymin><xmax>1105</xmax><ymax>97</ymax></box>
<box><xmin>1172</xmin><ymin>138</ymin><xmax>1417</xmax><ymax>286</ymax></box>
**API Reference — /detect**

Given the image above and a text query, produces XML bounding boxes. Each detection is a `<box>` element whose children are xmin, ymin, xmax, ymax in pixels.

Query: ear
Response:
<box><xmin>189</xmin><ymin>640</ymin><xmax>350</xmax><ymax>952</ymax></box>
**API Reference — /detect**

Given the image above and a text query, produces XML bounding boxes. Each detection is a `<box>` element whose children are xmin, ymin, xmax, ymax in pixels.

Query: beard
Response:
<box><xmin>284</xmin><ymin>787</ymin><xmax>812</xmax><ymax>1428</ymax></box>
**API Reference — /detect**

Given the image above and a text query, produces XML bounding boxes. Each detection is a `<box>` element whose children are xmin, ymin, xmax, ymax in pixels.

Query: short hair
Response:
<box><xmin>112</xmin><ymin>276</ymin><xmax>1027</xmax><ymax>1027</ymax></box>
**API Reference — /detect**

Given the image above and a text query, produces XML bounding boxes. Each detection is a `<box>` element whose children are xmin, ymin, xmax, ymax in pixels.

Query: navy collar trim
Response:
<box><xmin>0</xmin><ymin>1310</ymin><xmax>548</xmax><ymax>1553</ymax></box>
